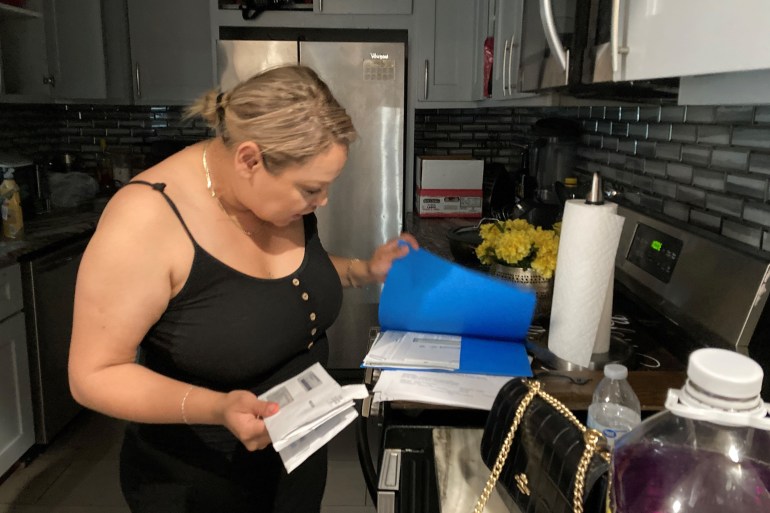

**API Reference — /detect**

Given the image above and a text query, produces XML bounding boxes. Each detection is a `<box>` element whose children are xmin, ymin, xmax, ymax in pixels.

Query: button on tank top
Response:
<box><xmin>130</xmin><ymin>181</ymin><xmax>343</xmax><ymax>394</ymax></box>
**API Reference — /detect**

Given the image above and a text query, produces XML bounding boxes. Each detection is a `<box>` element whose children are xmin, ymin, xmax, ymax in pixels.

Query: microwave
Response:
<box><xmin>518</xmin><ymin>0</ymin><xmax>678</xmax><ymax>100</ymax></box>
<box><xmin>219</xmin><ymin>0</ymin><xmax>312</xmax><ymax>20</ymax></box>
<box><xmin>519</xmin><ymin>0</ymin><xmax>596</xmax><ymax>92</ymax></box>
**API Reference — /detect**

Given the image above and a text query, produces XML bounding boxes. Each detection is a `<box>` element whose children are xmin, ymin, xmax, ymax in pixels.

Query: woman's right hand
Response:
<box><xmin>220</xmin><ymin>390</ymin><xmax>280</xmax><ymax>451</ymax></box>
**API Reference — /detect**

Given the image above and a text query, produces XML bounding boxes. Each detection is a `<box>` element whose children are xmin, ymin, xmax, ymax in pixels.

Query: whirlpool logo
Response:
<box><xmin>370</xmin><ymin>53</ymin><xmax>389</xmax><ymax>60</ymax></box>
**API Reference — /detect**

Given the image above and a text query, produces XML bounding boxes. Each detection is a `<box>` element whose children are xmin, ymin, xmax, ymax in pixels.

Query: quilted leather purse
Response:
<box><xmin>475</xmin><ymin>378</ymin><xmax>610</xmax><ymax>513</ymax></box>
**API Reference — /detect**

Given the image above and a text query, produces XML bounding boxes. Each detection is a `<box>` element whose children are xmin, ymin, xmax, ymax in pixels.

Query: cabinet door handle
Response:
<box><xmin>507</xmin><ymin>36</ymin><xmax>515</xmax><ymax>94</ymax></box>
<box><xmin>423</xmin><ymin>59</ymin><xmax>429</xmax><ymax>100</ymax></box>
<box><xmin>319</xmin><ymin>0</ymin><xmax>323</xmax><ymax>11</ymax></box>
<box><xmin>43</xmin><ymin>75</ymin><xmax>56</xmax><ymax>87</ymax></box>
<box><xmin>610</xmin><ymin>0</ymin><xmax>629</xmax><ymax>75</ymax></box>
<box><xmin>502</xmin><ymin>40</ymin><xmax>509</xmax><ymax>96</ymax></box>
<box><xmin>539</xmin><ymin>0</ymin><xmax>568</xmax><ymax>72</ymax></box>
<box><xmin>135</xmin><ymin>63</ymin><xmax>142</xmax><ymax>99</ymax></box>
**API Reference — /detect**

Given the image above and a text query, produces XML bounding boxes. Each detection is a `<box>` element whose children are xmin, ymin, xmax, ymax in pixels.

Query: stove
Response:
<box><xmin>529</xmin><ymin>205</ymin><xmax>770</xmax><ymax>385</ymax></box>
<box><xmin>366</xmin><ymin>205</ymin><xmax>770</xmax><ymax>513</ymax></box>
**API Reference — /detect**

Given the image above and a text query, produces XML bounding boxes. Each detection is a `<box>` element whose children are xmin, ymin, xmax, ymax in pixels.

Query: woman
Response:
<box><xmin>68</xmin><ymin>65</ymin><xmax>417</xmax><ymax>513</ymax></box>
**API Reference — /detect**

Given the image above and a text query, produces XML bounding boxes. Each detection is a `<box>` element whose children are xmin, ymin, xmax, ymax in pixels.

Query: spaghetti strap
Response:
<box><xmin>124</xmin><ymin>180</ymin><xmax>196</xmax><ymax>243</ymax></box>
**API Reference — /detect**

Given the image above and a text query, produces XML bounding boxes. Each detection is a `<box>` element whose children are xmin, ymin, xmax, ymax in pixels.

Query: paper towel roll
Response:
<box><xmin>547</xmin><ymin>200</ymin><xmax>625</xmax><ymax>367</ymax></box>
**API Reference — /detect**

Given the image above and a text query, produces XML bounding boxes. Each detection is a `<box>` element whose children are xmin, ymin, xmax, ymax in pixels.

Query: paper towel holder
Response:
<box><xmin>585</xmin><ymin>172</ymin><xmax>604</xmax><ymax>205</ymax></box>
<box><xmin>526</xmin><ymin>333</ymin><xmax>635</xmax><ymax>371</ymax></box>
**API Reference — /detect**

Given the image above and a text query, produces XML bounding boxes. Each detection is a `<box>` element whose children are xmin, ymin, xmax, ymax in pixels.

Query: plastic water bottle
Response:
<box><xmin>611</xmin><ymin>348</ymin><xmax>770</xmax><ymax>513</ymax></box>
<box><xmin>586</xmin><ymin>363</ymin><xmax>641</xmax><ymax>448</ymax></box>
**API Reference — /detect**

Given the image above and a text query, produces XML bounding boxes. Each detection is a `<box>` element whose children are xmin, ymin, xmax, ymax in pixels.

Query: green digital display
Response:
<box><xmin>651</xmin><ymin>240</ymin><xmax>663</xmax><ymax>251</ymax></box>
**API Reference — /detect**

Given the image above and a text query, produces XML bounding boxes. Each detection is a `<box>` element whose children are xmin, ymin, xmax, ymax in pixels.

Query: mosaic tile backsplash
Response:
<box><xmin>416</xmin><ymin>105</ymin><xmax>770</xmax><ymax>254</ymax></box>
<box><xmin>2</xmin><ymin>102</ymin><xmax>770</xmax><ymax>253</ymax></box>
<box><xmin>0</xmin><ymin>104</ymin><xmax>210</xmax><ymax>173</ymax></box>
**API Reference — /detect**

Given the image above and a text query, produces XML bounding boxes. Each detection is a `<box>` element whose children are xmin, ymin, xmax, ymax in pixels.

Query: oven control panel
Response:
<box><xmin>626</xmin><ymin>223</ymin><xmax>683</xmax><ymax>283</ymax></box>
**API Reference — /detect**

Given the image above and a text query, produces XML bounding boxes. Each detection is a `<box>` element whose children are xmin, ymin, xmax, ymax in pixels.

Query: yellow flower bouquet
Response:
<box><xmin>475</xmin><ymin>219</ymin><xmax>561</xmax><ymax>279</ymax></box>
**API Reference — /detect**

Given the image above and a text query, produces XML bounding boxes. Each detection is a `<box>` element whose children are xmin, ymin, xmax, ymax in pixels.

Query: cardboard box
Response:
<box><xmin>416</xmin><ymin>156</ymin><xmax>484</xmax><ymax>189</ymax></box>
<box><xmin>415</xmin><ymin>157</ymin><xmax>483</xmax><ymax>217</ymax></box>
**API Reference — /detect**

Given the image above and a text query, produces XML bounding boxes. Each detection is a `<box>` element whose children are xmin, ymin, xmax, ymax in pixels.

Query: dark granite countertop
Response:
<box><xmin>404</xmin><ymin>213</ymin><xmax>481</xmax><ymax>262</ymax></box>
<box><xmin>0</xmin><ymin>207</ymin><xmax>103</xmax><ymax>267</ymax></box>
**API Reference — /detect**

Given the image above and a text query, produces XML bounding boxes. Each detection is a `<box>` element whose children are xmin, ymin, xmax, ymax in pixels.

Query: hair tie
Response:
<box><xmin>215</xmin><ymin>92</ymin><xmax>225</xmax><ymax>123</ymax></box>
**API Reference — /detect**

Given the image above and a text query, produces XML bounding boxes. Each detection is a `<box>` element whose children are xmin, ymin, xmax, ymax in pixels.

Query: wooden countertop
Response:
<box><xmin>387</xmin><ymin>370</ymin><xmax>686</xmax><ymax>412</ymax></box>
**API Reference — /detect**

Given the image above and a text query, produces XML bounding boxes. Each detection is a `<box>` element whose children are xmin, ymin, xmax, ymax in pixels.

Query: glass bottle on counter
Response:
<box><xmin>97</xmin><ymin>138</ymin><xmax>115</xmax><ymax>194</ymax></box>
<box><xmin>0</xmin><ymin>167</ymin><xmax>24</xmax><ymax>240</ymax></box>
<box><xmin>586</xmin><ymin>363</ymin><xmax>641</xmax><ymax>448</ymax></box>
<box><xmin>611</xmin><ymin>348</ymin><xmax>770</xmax><ymax>513</ymax></box>
<box><xmin>562</xmin><ymin>176</ymin><xmax>579</xmax><ymax>199</ymax></box>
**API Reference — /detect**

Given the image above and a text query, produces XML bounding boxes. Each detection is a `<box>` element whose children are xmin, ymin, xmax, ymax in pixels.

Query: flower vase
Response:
<box><xmin>489</xmin><ymin>263</ymin><xmax>554</xmax><ymax>321</ymax></box>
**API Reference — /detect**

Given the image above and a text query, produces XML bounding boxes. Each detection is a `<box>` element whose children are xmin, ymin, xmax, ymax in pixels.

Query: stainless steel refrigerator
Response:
<box><xmin>217</xmin><ymin>38</ymin><xmax>405</xmax><ymax>370</ymax></box>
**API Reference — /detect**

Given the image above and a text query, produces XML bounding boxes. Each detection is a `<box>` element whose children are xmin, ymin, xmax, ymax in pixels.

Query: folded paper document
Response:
<box><xmin>262</xmin><ymin>362</ymin><xmax>368</xmax><ymax>473</ymax></box>
<box><xmin>364</xmin><ymin>247</ymin><xmax>536</xmax><ymax>377</ymax></box>
<box><xmin>373</xmin><ymin>370</ymin><xmax>514</xmax><ymax>410</ymax></box>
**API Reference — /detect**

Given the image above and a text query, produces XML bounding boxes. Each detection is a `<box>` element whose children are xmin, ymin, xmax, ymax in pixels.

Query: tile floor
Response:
<box><xmin>0</xmin><ymin>410</ymin><xmax>379</xmax><ymax>513</ymax></box>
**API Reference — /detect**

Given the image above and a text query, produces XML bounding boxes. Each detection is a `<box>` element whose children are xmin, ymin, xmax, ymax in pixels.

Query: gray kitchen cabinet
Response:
<box><xmin>617</xmin><ymin>0</ymin><xmax>770</xmax><ymax>81</ymax></box>
<box><xmin>0</xmin><ymin>264</ymin><xmax>35</xmax><ymax>476</ymax></box>
<box><xmin>127</xmin><ymin>0</ymin><xmax>214</xmax><ymax>105</ymax></box>
<box><xmin>0</xmin><ymin>0</ymin><xmax>49</xmax><ymax>100</ymax></box>
<box><xmin>1</xmin><ymin>0</ymin><xmax>120</xmax><ymax>103</ymax></box>
<box><xmin>487</xmin><ymin>0</ymin><xmax>532</xmax><ymax>101</ymax></box>
<box><xmin>314</xmin><ymin>0</ymin><xmax>412</xmax><ymax>14</ymax></box>
<box><xmin>42</xmin><ymin>0</ymin><xmax>108</xmax><ymax>101</ymax></box>
<box><xmin>413</xmin><ymin>0</ymin><xmax>481</xmax><ymax>103</ymax></box>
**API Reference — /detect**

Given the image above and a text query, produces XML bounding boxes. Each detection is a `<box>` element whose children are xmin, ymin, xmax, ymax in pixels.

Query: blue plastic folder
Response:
<box><xmin>372</xmin><ymin>246</ymin><xmax>536</xmax><ymax>377</ymax></box>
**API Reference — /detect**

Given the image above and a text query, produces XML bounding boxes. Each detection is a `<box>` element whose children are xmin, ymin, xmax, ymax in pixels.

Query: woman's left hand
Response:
<box><xmin>367</xmin><ymin>233</ymin><xmax>419</xmax><ymax>283</ymax></box>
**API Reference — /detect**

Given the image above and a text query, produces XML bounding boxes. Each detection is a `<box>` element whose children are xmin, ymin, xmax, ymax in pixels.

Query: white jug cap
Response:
<box><xmin>603</xmin><ymin>363</ymin><xmax>628</xmax><ymax>380</ymax></box>
<box><xmin>688</xmin><ymin>348</ymin><xmax>763</xmax><ymax>399</ymax></box>
<box><xmin>665</xmin><ymin>348</ymin><xmax>770</xmax><ymax>428</ymax></box>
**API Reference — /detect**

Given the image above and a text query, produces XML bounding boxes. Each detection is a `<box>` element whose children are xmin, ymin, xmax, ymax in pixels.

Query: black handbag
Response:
<box><xmin>475</xmin><ymin>378</ymin><xmax>610</xmax><ymax>513</ymax></box>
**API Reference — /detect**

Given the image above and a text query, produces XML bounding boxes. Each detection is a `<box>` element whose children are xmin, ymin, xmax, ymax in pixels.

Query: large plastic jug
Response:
<box><xmin>611</xmin><ymin>348</ymin><xmax>770</xmax><ymax>513</ymax></box>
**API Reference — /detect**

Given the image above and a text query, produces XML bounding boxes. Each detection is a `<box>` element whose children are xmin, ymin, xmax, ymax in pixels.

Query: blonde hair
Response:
<box><xmin>186</xmin><ymin>65</ymin><xmax>357</xmax><ymax>172</ymax></box>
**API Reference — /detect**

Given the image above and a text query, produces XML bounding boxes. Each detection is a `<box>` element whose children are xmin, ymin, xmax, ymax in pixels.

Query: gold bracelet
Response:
<box><xmin>346</xmin><ymin>258</ymin><xmax>360</xmax><ymax>288</ymax></box>
<box><xmin>181</xmin><ymin>384</ymin><xmax>195</xmax><ymax>425</ymax></box>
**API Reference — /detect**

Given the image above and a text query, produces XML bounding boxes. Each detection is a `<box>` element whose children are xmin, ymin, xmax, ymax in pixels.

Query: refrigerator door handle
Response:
<box><xmin>508</xmin><ymin>36</ymin><xmax>515</xmax><ymax>95</ymax></box>
<box><xmin>134</xmin><ymin>63</ymin><xmax>141</xmax><ymax>99</ymax></box>
<box><xmin>502</xmin><ymin>39</ymin><xmax>509</xmax><ymax>95</ymax></box>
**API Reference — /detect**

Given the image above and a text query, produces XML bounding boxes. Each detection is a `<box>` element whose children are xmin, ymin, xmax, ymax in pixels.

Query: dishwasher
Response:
<box><xmin>21</xmin><ymin>235</ymin><xmax>89</xmax><ymax>444</ymax></box>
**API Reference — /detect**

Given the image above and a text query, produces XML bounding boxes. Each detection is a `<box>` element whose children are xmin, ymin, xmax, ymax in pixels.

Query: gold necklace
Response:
<box><xmin>202</xmin><ymin>143</ymin><xmax>254</xmax><ymax>237</ymax></box>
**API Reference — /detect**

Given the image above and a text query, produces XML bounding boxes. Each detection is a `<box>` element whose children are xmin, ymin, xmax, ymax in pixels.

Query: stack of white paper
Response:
<box><xmin>363</xmin><ymin>330</ymin><xmax>462</xmax><ymax>370</ymax></box>
<box><xmin>372</xmin><ymin>370</ymin><xmax>512</xmax><ymax>411</ymax></box>
<box><xmin>262</xmin><ymin>362</ymin><xmax>368</xmax><ymax>473</ymax></box>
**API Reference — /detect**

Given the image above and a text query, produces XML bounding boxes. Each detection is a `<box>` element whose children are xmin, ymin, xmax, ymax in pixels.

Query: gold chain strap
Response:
<box><xmin>473</xmin><ymin>380</ymin><xmax>540</xmax><ymax>513</ymax></box>
<box><xmin>473</xmin><ymin>380</ymin><xmax>610</xmax><ymax>513</ymax></box>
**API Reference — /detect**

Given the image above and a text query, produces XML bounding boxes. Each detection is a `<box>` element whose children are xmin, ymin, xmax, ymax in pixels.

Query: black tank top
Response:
<box><xmin>130</xmin><ymin>181</ymin><xmax>343</xmax><ymax>394</ymax></box>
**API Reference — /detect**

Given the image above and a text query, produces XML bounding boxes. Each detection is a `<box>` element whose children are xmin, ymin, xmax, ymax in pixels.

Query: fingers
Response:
<box><xmin>222</xmin><ymin>391</ymin><xmax>280</xmax><ymax>451</ymax></box>
<box><xmin>237</xmin><ymin>411</ymin><xmax>274</xmax><ymax>451</ymax></box>
<box><xmin>253</xmin><ymin>400</ymin><xmax>280</xmax><ymax>419</ymax></box>
<box><xmin>398</xmin><ymin>232</ymin><xmax>420</xmax><ymax>250</ymax></box>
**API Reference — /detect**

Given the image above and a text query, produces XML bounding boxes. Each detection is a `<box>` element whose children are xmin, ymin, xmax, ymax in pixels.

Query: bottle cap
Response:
<box><xmin>688</xmin><ymin>348</ymin><xmax>763</xmax><ymax>400</ymax></box>
<box><xmin>604</xmin><ymin>363</ymin><xmax>628</xmax><ymax>380</ymax></box>
<box><xmin>564</xmin><ymin>177</ymin><xmax>577</xmax><ymax>186</ymax></box>
<box><xmin>665</xmin><ymin>348</ymin><xmax>770</xmax><ymax>428</ymax></box>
